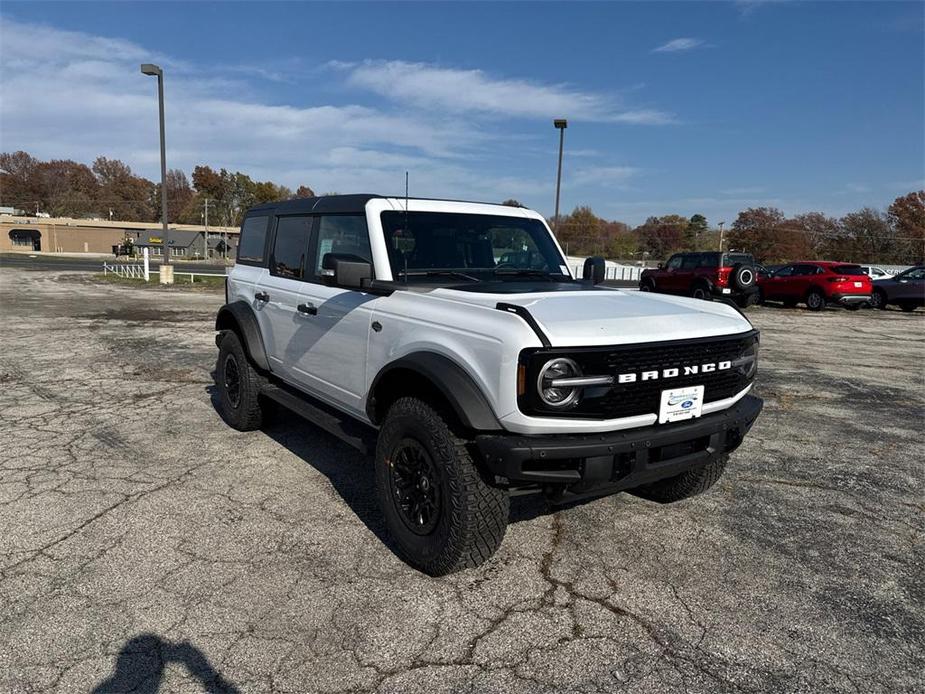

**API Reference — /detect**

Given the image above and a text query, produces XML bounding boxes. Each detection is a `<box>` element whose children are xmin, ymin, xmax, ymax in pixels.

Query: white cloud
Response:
<box><xmin>336</xmin><ymin>60</ymin><xmax>674</xmax><ymax>124</ymax></box>
<box><xmin>652</xmin><ymin>38</ymin><xmax>705</xmax><ymax>53</ymax></box>
<box><xmin>0</xmin><ymin>18</ymin><xmax>664</xmax><ymax>214</ymax></box>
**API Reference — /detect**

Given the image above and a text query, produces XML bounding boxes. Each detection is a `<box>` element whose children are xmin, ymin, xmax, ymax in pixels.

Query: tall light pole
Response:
<box><xmin>553</xmin><ymin>119</ymin><xmax>567</xmax><ymax>233</ymax></box>
<box><xmin>140</xmin><ymin>63</ymin><xmax>171</xmax><ymax>275</ymax></box>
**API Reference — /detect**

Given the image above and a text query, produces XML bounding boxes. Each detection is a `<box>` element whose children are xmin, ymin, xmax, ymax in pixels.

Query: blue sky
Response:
<box><xmin>1</xmin><ymin>1</ymin><xmax>922</xmax><ymax>225</ymax></box>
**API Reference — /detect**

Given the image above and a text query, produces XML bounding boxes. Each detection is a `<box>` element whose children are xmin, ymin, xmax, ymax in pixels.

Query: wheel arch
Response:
<box><xmin>367</xmin><ymin>353</ymin><xmax>502</xmax><ymax>432</ymax></box>
<box><xmin>215</xmin><ymin>301</ymin><xmax>270</xmax><ymax>372</ymax></box>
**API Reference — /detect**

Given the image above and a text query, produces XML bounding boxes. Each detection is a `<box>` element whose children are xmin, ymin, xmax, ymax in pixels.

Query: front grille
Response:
<box><xmin>519</xmin><ymin>331</ymin><xmax>757</xmax><ymax>420</ymax></box>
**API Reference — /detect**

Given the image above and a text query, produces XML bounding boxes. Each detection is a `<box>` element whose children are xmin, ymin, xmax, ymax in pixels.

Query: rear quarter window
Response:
<box><xmin>237</xmin><ymin>215</ymin><xmax>270</xmax><ymax>265</ymax></box>
<box><xmin>833</xmin><ymin>265</ymin><xmax>867</xmax><ymax>276</ymax></box>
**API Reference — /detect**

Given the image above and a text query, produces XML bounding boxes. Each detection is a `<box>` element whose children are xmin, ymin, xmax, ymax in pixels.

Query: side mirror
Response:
<box><xmin>322</xmin><ymin>253</ymin><xmax>372</xmax><ymax>289</ymax></box>
<box><xmin>582</xmin><ymin>256</ymin><xmax>606</xmax><ymax>285</ymax></box>
<box><xmin>657</xmin><ymin>262</ymin><xmax>664</xmax><ymax>270</ymax></box>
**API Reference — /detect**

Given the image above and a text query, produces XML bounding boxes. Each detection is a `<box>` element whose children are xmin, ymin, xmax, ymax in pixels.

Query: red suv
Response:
<box><xmin>639</xmin><ymin>252</ymin><xmax>759</xmax><ymax>307</ymax></box>
<box><xmin>757</xmin><ymin>261</ymin><xmax>872</xmax><ymax>311</ymax></box>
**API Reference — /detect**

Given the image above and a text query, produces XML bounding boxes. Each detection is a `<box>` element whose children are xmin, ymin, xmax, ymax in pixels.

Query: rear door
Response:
<box><xmin>289</xmin><ymin>213</ymin><xmax>377</xmax><ymax>415</ymax></box>
<box><xmin>677</xmin><ymin>254</ymin><xmax>699</xmax><ymax>293</ymax></box>
<box><xmin>255</xmin><ymin>214</ymin><xmax>314</xmax><ymax>379</ymax></box>
<box><xmin>662</xmin><ymin>254</ymin><xmax>684</xmax><ymax>293</ymax></box>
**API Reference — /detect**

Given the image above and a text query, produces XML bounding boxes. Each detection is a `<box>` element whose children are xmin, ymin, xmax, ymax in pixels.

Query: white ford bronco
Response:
<box><xmin>214</xmin><ymin>195</ymin><xmax>762</xmax><ymax>575</ymax></box>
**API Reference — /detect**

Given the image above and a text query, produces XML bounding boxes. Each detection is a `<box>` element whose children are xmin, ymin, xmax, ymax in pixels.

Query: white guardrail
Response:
<box><xmin>102</xmin><ymin>262</ymin><xmax>227</xmax><ymax>282</ymax></box>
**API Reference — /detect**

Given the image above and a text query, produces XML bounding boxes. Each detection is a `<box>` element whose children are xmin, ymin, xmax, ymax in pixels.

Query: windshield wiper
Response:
<box><xmin>492</xmin><ymin>268</ymin><xmax>559</xmax><ymax>281</ymax></box>
<box><xmin>399</xmin><ymin>270</ymin><xmax>480</xmax><ymax>282</ymax></box>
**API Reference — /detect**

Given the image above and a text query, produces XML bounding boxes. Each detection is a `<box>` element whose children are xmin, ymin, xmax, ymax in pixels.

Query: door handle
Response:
<box><xmin>254</xmin><ymin>291</ymin><xmax>269</xmax><ymax>302</ymax></box>
<box><xmin>297</xmin><ymin>303</ymin><xmax>317</xmax><ymax>316</ymax></box>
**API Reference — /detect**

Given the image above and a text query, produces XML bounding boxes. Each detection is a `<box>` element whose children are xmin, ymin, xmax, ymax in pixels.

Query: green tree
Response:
<box><xmin>687</xmin><ymin>214</ymin><xmax>707</xmax><ymax>250</ymax></box>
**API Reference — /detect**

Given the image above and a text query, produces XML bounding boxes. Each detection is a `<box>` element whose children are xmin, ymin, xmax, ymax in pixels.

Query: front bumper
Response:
<box><xmin>831</xmin><ymin>293</ymin><xmax>870</xmax><ymax>305</ymax></box>
<box><xmin>476</xmin><ymin>395</ymin><xmax>763</xmax><ymax>499</ymax></box>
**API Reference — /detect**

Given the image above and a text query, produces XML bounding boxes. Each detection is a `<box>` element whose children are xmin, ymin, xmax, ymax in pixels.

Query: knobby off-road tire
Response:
<box><xmin>215</xmin><ymin>331</ymin><xmax>265</xmax><ymax>431</ymax></box>
<box><xmin>631</xmin><ymin>455</ymin><xmax>728</xmax><ymax>503</ymax></box>
<box><xmin>730</xmin><ymin>263</ymin><xmax>757</xmax><ymax>291</ymax></box>
<box><xmin>690</xmin><ymin>283</ymin><xmax>711</xmax><ymax>301</ymax></box>
<box><xmin>375</xmin><ymin>397</ymin><xmax>509</xmax><ymax>575</ymax></box>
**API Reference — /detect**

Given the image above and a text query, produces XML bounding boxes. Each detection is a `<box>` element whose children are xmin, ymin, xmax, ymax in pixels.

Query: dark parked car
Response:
<box><xmin>869</xmin><ymin>266</ymin><xmax>925</xmax><ymax>312</ymax></box>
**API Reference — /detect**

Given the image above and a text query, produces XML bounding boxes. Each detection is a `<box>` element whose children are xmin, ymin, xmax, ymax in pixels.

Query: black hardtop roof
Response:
<box><xmin>247</xmin><ymin>194</ymin><xmax>515</xmax><ymax>217</ymax></box>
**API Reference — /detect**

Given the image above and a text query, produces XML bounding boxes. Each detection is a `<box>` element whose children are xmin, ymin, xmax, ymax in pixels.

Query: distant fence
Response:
<box><xmin>103</xmin><ymin>262</ymin><xmax>226</xmax><ymax>283</ymax></box>
<box><xmin>568</xmin><ymin>262</ymin><xmax>643</xmax><ymax>281</ymax></box>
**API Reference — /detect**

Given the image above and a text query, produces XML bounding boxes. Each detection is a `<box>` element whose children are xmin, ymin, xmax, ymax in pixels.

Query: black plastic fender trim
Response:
<box><xmin>215</xmin><ymin>301</ymin><xmax>270</xmax><ymax>372</ymax></box>
<box><xmin>367</xmin><ymin>352</ymin><xmax>502</xmax><ymax>431</ymax></box>
<box><xmin>496</xmin><ymin>302</ymin><xmax>551</xmax><ymax>348</ymax></box>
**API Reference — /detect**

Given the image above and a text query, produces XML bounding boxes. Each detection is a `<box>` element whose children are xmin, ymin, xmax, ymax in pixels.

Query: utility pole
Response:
<box><xmin>203</xmin><ymin>198</ymin><xmax>210</xmax><ymax>260</ymax></box>
<box><xmin>553</xmin><ymin>119</ymin><xmax>567</xmax><ymax>233</ymax></box>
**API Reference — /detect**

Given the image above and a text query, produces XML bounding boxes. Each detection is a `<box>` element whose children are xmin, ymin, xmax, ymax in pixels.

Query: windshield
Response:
<box><xmin>380</xmin><ymin>211</ymin><xmax>569</xmax><ymax>282</ymax></box>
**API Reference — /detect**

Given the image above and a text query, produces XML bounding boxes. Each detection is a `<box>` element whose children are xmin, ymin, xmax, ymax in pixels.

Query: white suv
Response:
<box><xmin>215</xmin><ymin>195</ymin><xmax>763</xmax><ymax>574</ymax></box>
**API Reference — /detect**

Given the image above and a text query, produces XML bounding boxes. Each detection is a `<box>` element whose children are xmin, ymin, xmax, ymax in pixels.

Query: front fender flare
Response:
<box><xmin>367</xmin><ymin>352</ymin><xmax>501</xmax><ymax>431</ymax></box>
<box><xmin>215</xmin><ymin>301</ymin><xmax>270</xmax><ymax>372</ymax></box>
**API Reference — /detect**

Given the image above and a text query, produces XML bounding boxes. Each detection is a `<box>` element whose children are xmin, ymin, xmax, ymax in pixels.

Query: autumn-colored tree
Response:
<box><xmin>888</xmin><ymin>191</ymin><xmax>925</xmax><ymax>262</ymax></box>
<box><xmin>788</xmin><ymin>212</ymin><xmax>840</xmax><ymax>258</ymax></box>
<box><xmin>39</xmin><ymin>160</ymin><xmax>101</xmax><ymax>218</ymax></box>
<box><xmin>92</xmin><ymin>156</ymin><xmax>154</xmax><ymax>221</ymax></box>
<box><xmin>840</xmin><ymin>208</ymin><xmax>895</xmax><ymax>263</ymax></box>
<box><xmin>294</xmin><ymin>185</ymin><xmax>315</xmax><ymax>198</ymax></box>
<box><xmin>501</xmin><ymin>198</ymin><xmax>524</xmax><ymax>207</ymax></box>
<box><xmin>728</xmin><ymin>207</ymin><xmax>811</xmax><ymax>262</ymax></box>
<box><xmin>635</xmin><ymin>215</ymin><xmax>688</xmax><ymax>259</ymax></box>
<box><xmin>162</xmin><ymin>169</ymin><xmax>194</xmax><ymax>224</ymax></box>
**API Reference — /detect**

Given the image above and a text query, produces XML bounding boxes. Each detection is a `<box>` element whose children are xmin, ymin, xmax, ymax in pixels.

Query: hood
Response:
<box><xmin>430</xmin><ymin>286</ymin><xmax>752</xmax><ymax>347</ymax></box>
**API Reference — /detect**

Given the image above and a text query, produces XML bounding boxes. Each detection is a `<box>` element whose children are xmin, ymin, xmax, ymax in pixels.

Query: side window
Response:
<box><xmin>314</xmin><ymin>215</ymin><xmax>372</xmax><ymax>278</ymax></box>
<box><xmin>698</xmin><ymin>253</ymin><xmax>719</xmax><ymax>267</ymax></box>
<box><xmin>774</xmin><ymin>265</ymin><xmax>794</xmax><ymax>277</ymax></box>
<box><xmin>666</xmin><ymin>255</ymin><xmax>683</xmax><ymax>270</ymax></box>
<box><xmin>681</xmin><ymin>255</ymin><xmax>699</xmax><ymax>270</ymax></box>
<box><xmin>238</xmin><ymin>215</ymin><xmax>270</xmax><ymax>265</ymax></box>
<box><xmin>271</xmin><ymin>215</ymin><xmax>313</xmax><ymax>280</ymax></box>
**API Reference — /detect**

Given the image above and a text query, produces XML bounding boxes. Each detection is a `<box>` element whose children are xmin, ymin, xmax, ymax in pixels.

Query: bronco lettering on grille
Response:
<box><xmin>617</xmin><ymin>361</ymin><xmax>732</xmax><ymax>384</ymax></box>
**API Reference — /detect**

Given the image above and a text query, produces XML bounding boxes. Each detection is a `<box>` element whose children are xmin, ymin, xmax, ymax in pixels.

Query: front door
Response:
<box><xmin>895</xmin><ymin>267</ymin><xmax>925</xmax><ymax>300</ymax></box>
<box><xmin>289</xmin><ymin>214</ymin><xmax>376</xmax><ymax>416</ymax></box>
<box><xmin>662</xmin><ymin>254</ymin><xmax>685</xmax><ymax>293</ymax></box>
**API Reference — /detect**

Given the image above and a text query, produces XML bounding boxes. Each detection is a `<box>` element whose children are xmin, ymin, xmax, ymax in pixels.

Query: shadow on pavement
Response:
<box><xmin>206</xmin><ymin>384</ymin><xmax>572</xmax><ymax>555</ymax></box>
<box><xmin>92</xmin><ymin>633</ymin><xmax>239</xmax><ymax>693</ymax></box>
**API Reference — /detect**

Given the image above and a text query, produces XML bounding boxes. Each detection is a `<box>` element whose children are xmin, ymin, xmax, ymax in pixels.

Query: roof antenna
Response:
<box><xmin>403</xmin><ymin>171</ymin><xmax>410</xmax><ymax>284</ymax></box>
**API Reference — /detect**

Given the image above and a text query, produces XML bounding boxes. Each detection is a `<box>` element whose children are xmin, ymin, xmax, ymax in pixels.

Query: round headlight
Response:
<box><xmin>537</xmin><ymin>358</ymin><xmax>582</xmax><ymax>408</ymax></box>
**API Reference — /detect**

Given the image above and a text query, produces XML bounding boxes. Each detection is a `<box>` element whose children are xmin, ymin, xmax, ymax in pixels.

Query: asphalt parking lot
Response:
<box><xmin>1</xmin><ymin>268</ymin><xmax>922</xmax><ymax>693</ymax></box>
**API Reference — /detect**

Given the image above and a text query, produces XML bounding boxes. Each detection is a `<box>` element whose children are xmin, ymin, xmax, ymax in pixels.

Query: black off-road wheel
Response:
<box><xmin>631</xmin><ymin>455</ymin><xmax>728</xmax><ymax>503</ymax></box>
<box><xmin>690</xmin><ymin>282</ymin><xmax>711</xmax><ymax>301</ymax></box>
<box><xmin>215</xmin><ymin>331</ymin><xmax>265</xmax><ymax>431</ymax></box>
<box><xmin>639</xmin><ymin>280</ymin><xmax>655</xmax><ymax>292</ymax></box>
<box><xmin>375</xmin><ymin>397</ymin><xmax>509</xmax><ymax>575</ymax></box>
<box><xmin>805</xmin><ymin>288</ymin><xmax>826</xmax><ymax>312</ymax></box>
<box><xmin>869</xmin><ymin>289</ymin><xmax>888</xmax><ymax>310</ymax></box>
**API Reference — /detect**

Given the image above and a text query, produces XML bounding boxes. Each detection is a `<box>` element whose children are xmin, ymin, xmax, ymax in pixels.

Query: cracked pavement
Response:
<box><xmin>0</xmin><ymin>268</ymin><xmax>922</xmax><ymax>693</ymax></box>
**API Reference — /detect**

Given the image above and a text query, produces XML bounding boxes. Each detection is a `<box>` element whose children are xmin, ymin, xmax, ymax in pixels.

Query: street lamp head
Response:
<box><xmin>553</xmin><ymin>119</ymin><xmax>568</xmax><ymax>129</ymax></box>
<box><xmin>140</xmin><ymin>63</ymin><xmax>162</xmax><ymax>77</ymax></box>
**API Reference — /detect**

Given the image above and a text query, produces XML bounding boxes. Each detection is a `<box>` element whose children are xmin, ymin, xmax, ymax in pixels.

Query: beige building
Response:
<box><xmin>0</xmin><ymin>216</ymin><xmax>238</xmax><ymax>254</ymax></box>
